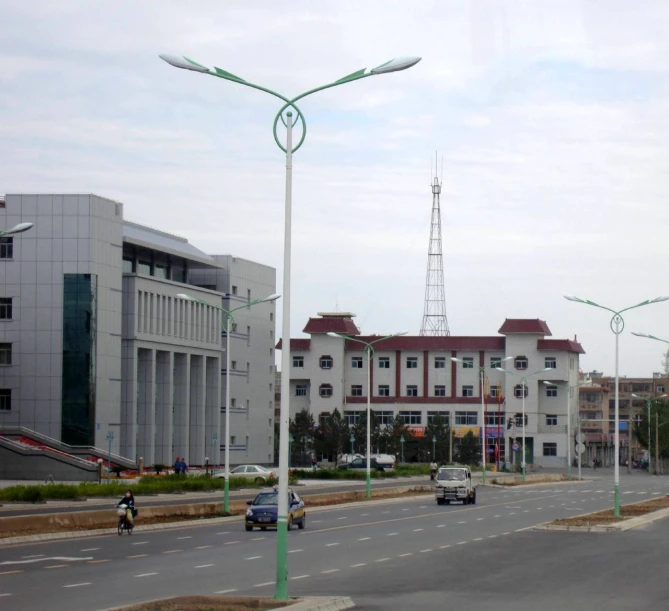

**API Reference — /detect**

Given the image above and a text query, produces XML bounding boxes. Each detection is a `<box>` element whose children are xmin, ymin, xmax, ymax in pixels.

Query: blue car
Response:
<box><xmin>245</xmin><ymin>489</ymin><xmax>306</xmax><ymax>532</ymax></box>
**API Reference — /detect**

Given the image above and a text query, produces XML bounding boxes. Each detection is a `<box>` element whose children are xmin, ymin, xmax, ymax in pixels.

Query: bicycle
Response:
<box><xmin>116</xmin><ymin>504</ymin><xmax>135</xmax><ymax>535</ymax></box>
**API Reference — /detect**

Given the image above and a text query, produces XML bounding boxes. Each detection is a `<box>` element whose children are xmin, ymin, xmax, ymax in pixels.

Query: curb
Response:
<box><xmin>284</xmin><ymin>596</ymin><xmax>355</xmax><ymax>610</ymax></box>
<box><xmin>534</xmin><ymin>498</ymin><xmax>669</xmax><ymax>533</ymax></box>
<box><xmin>0</xmin><ymin>488</ymin><xmax>433</xmax><ymax>546</ymax></box>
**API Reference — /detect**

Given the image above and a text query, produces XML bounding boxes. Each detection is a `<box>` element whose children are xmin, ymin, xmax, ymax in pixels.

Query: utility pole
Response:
<box><xmin>656</xmin><ymin>411</ymin><xmax>660</xmax><ymax>476</ymax></box>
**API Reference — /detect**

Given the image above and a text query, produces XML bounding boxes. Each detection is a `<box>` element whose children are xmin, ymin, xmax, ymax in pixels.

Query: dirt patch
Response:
<box><xmin>549</xmin><ymin>496</ymin><xmax>669</xmax><ymax>527</ymax></box>
<box><xmin>491</xmin><ymin>474</ymin><xmax>574</xmax><ymax>486</ymax></box>
<box><xmin>114</xmin><ymin>596</ymin><xmax>290</xmax><ymax>610</ymax></box>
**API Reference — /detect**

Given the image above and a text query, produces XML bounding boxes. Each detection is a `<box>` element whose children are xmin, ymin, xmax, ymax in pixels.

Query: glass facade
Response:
<box><xmin>61</xmin><ymin>273</ymin><xmax>97</xmax><ymax>446</ymax></box>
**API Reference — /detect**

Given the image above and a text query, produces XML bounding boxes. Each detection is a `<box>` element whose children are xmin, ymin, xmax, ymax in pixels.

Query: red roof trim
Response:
<box><xmin>498</xmin><ymin>319</ymin><xmax>552</xmax><ymax>336</ymax></box>
<box><xmin>344</xmin><ymin>336</ymin><xmax>505</xmax><ymax>351</ymax></box>
<box><xmin>537</xmin><ymin>339</ymin><xmax>585</xmax><ymax>354</ymax></box>
<box><xmin>303</xmin><ymin>317</ymin><xmax>360</xmax><ymax>335</ymax></box>
<box><xmin>345</xmin><ymin>396</ymin><xmax>484</xmax><ymax>405</ymax></box>
<box><xmin>276</xmin><ymin>338</ymin><xmax>311</xmax><ymax>350</ymax></box>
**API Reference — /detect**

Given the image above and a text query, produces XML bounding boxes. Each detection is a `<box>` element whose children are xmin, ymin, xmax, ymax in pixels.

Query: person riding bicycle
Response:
<box><xmin>117</xmin><ymin>490</ymin><xmax>136</xmax><ymax>521</ymax></box>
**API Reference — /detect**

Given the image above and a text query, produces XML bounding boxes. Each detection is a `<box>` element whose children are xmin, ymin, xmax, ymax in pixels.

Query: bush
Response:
<box><xmin>153</xmin><ymin>463</ymin><xmax>167</xmax><ymax>475</ymax></box>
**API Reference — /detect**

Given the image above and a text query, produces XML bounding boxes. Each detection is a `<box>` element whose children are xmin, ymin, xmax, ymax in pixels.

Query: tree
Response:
<box><xmin>289</xmin><ymin>408</ymin><xmax>316</xmax><ymax>467</ymax></box>
<box><xmin>422</xmin><ymin>414</ymin><xmax>451</xmax><ymax>463</ymax></box>
<box><xmin>457</xmin><ymin>430</ymin><xmax>481</xmax><ymax>466</ymax></box>
<box><xmin>380</xmin><ymin>415</ymin><xmax>413</xmax><ymax>461</ymax></box>
<box><xmin>352</xmin><ymin>410</ymin><xmax>381</xmax><ymax>455</ymax></box>
<box><xmin>634</xmin><ymin>399</ymin><xmax>669</xmax><ymax>462</ymax></box>
<box><xmin>313</xmin><ymin>408</ymin><xmax>350</xmax><ymax>463</ymax></box>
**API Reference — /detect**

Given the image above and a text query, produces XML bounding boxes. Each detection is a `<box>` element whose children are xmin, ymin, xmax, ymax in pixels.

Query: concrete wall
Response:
<box><xmin>0</xmin><ymin>445</ymin><xmax>99</xmax><ymax>481</ymax></box>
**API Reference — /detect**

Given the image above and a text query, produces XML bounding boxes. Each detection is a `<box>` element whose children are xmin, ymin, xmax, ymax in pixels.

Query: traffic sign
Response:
<box><xmin>512</xmin><ymin>442</ymin><xmax>520</xmax><ymax>452</ymax></box>
<box><xmin>576</xmin><ymin>443</ymin><xmax>586</xmax><ymax>455</ymax></box>
<box><xmin>575</xmin><ymin>433</ymin><xmax>585</xmax><ymax>444</ymax></box>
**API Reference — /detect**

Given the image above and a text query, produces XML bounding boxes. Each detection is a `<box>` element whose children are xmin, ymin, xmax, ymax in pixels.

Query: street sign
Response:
<box><xmin>512</xmin><ymin>442</ymin><xmax>520</xmax><ymax>452</ymax></box>
<box><xmin>576</xmin><ymin>443</ymin><xmax>586</xmax><ymax>455</ymax></box>
<box><xmin>575</xmin><ymin>433</ymin><xmax>585</xmax><ymax>444</ymax></box>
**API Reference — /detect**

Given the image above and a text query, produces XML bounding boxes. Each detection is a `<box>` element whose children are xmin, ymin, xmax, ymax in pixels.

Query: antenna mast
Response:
<box><xmin>420</xmin><ymin>154</ymin><xmax>450</xmax><ymax>336</ymax></box>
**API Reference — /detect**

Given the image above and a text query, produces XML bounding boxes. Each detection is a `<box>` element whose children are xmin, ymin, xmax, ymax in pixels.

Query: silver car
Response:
<box><xmin>214</xmin><ymin>464</ymin><xmax>276</xmax><ymax>484</ymax></box>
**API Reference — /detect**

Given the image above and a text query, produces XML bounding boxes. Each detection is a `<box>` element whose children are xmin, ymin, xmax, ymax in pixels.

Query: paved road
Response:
<box><xmin>1</xmin><ymin>473</ymin><xmax>668</xmax><ymax>610</ymax></box>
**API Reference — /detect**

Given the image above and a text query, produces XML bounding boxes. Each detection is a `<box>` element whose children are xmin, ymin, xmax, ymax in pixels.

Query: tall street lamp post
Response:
<box><xmin>106</xmin><ymin>431</ymin><xmax>114</xmax><ymax>484</ymax></box>
<box><xmin>496</xmin><ymin>366</ymin><xmax>552</xmax><ymax>482</ymax></box>
<box><xmin>176</xmin><ymin>292</ymin><xmax>279</xmax><ymax>513</ymax></box>
<box><xmin>432</xmin><ymin>435</ymin><xmax>437</xmax><ymax>460</ymax></box>
<box><xmin>160</xmin><ymin>52</ymin><xmax>420</xmax><ymax>602</ymax></box>
<box><xmin>400</xmin><ymin>435</ymin><xmax>405</xmax><ymax>464</ymax></box>
<box><xmin>327</xmin><ymin>332</ymin><xmax>407</xmax><ymax>497</ymax></box>
<box><xmin>0</xmin><ymin>222</ymin><xmax>33</xmax><ymax>237</ymax></box>
<box><xmin>452</xmin><ymin>356</ymin><xmax>511</xmax><ymax>484</ymax></box>
<box><xmin>564</xmin><ymin>297</ymin><xmax>668</xmax><ymax>516</ymax></box>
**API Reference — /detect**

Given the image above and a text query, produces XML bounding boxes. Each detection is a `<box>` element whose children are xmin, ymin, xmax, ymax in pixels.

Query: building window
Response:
<box><xmin>155</xmin><ymin>264</ymin><xmax>168</xmax><ymax>279</ymax></box>
<box><xmin>377</xmin><ymin>411</ymin><xmax>394</xmax><ymax>425</ymax></box>
<box><xmin>546</xmin><ymin>385</ymin><xmax>558</xmax><ymax>397</ymax></box>
<box><xmin>658</xmin><ymin>385</ymin><xmax>665</xmax><ymax>393</ymax></box>
<box><xmin>122</xmin><ymin>257</ymin><xmax>134</xmax><ymax>273</ymax></box>
<box><xmin>513</xmin><ymin>413</ymin><xmax>528</xmax><ymax>427</ymax></box>
<box><xmin>293</xmin><ymin>356</ymin><xmax>304</xmax><ymax>368</ymax></box>
<box><xmin>319</xmin><ymin>355</ymin><xmax>333</xmax><ymax>369</ymax></box>
<box><xmin>0</xmin><ymin>389</ymin><xmax>10</xmax><ymax>411</ymax></box>
<box><xmin>351</xmin><ymin>385</ymin><xmax>363</xmax><ymax>397</ymax></box>
<box><xmin>352</xmin><ymin>357</ymin><xmax>363</xmax><ymax>369</ymax></box>
<box><xmin>462</xmin><ymin>385</ymin><xmax>474</xmax><ymax>397</ymax></box>
<box><xmin>545</xmin><ymin>357</ymin><xmax>557</xmax><ymax>369</ymax></box>
<box><xmin>434</xmin><ymin>385</ymin><xmax>446</xmax><ymax>397</ymax></box>
<box><xmin>0</xmin><ymin>237</ymin><xmax>13</xmax><ymax>259</ymax></box>
<box><xmin>231</xmin><ymin>285</ymin><xmax>238</xmax><ymax>295</ymax></box>
<box><xmin>427</xmin><ymin>411</ymin><xmax>449</xmax><ymax>424</ymax></box>
<box><xmin>231</xmin><ymin>398</ymin><xmax>236</xmax><ymax>408</ymax></box>
<box><xmin>490</xmin><ymin>357</ymin><xmax>502</xmax><ymax>369</ymax></box>
<box><xmin>0</xmin><ymin>298</ymin><xmax>13</xmax><ymax>320</ymax></box>
<box><xmin>137</xmin><ymin>261</ymin><xmax>151</xmax><ymax>276</ymax></box>
<box><xmin>0</xmin><ymin>343</ymin><xmax>11</xmax><ymax>365</ymax></box>
<box><xmin>581</xmin><ymin>392</ymin><xmax>602</xmax><ymax>403</ymax></box>
<box><xmin>485</xmin><ymin>413</ymin><xmax>505</xmax><ymax>426</ymax></box>
<box><xmin>455</xmin><ymin>411</ymin><xmax>477</xmax><ymax>425</ymax></box>
<box><xmin>514</xmin><ymin>384</ymin><xmax>528</xmax><ymax>399</ymax></box>
<box><xmin>230</xmin><ymin>436</ymin><xmax>236</xmax><ymax>445</ymax></box>
<box><xmin>546</xmin><ymin>414</ymin><xmax>558</xmax><ymax>426</ymax></box>
<box><xmin>231</xmin><ymin>360</ymin><xmax>237</xmax><ymax>369</ymax></box>
<box><xmin>378</xmin><ymin>385</ymin><xmax>390</xmax><ymax>397</ymax></box>
<box><xmin>569</xmin><ymin>357</ymin><xmax>575</xmax><ymax>370</ymax></box>
<box><xmin>514</xmin><ymin>356</ymin><xmax>528</xmax><ymax>370</ymax></box>
<box><xmin>406</xmin><ymin>385</ymin><xmax>418</xmax><ymax>397</ymax></box>
<box><xmin>296</xmin><ymin>384</ymin><xmax>307</xmax><ymax>397</ymax></box>
<box><xmin>247</xmin><ymin>288</ymin><xmax>251</xmax><ymax>304</ymax></box>
<box><xmin>399</xmin><ymin>411</ymin><xmax>422</xmax><ymax>425</ymax></box>
<box><xmin>462</xmin><ymin>357</ymin><xmax>474</xmax><ymax>369</ymax></box>
<box><xmin>489</xmin><ymin>386</ymin><xmax>499</xmax><ymax>398</ymax></box>
<box><xmin>434</xmin><ymin>357</ymin><xmax>446</xmax><ymax>369</ymax></box>
<box><xmin>406</xmin><ymin>357</ymin><xmax>418</xmax><ymax>369</ymax></box>
<box><xmin>319</xmin><ymin>384</ymin><xmax>333</xmax><ymax>398</ymax></box>
<box><xmin>378</xmin><ymin>357</ymin><xmax>390</xmax><ymax>369</ymax></box>
<box><xmin>543</xmin><ymin>442</ymin><xmax>557</xmax><ymax>457</ymax></box>
<box><xmin>344</xmin><ymin>411</ymin><xmax>362</xmax><ymax>426</ymax></box>
<box><xmin>231</xmin><ymin>322</ymin><xmax>238</xmax><ymax>333</ymax></box>
<box><xmin>270</xmin><ymin>312</ymin><xmax>274</xmax><ymax>322</ymax></box>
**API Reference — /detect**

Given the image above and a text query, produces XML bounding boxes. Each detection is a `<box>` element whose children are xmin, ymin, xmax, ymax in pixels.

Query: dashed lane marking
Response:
<box><xmin>473</xmin><ymin>538</ymin><xmax>483</xmax><ymax>542</ymax></box>
<box><xmin>131</xmin><ymin>542</ymin><xmax>149</xmax><ymax>546</ymax></box>
<box><xmin>488</xmin><ymin>535</ymin><xmax>497</xmax><ymax>538</ymax></box>
<box><xmin>196</xmin><ymin>545</ymin><xmax>213</xmax><ymax>549</ymax></box>
<box><xmin>0</xmin><ymin>570</ymin><xmax>22</xmax><ymax>576</ymax></box>
<box><xmin>162</xmin><ymin>550</ymin><xmax>182</xmax><ymax>554</ymax></box>
<box><xmin>375</xmin><ymin>558</ymin><xmax>391</xmax><ymax>562</ymax></box>
<box><xmin>387</xmin><ymin>533</ymin><xmax>398</xmax><ymax>536</ymax></box>
<box><xmin>326</xmin><ymin>543</ymin><xmax>339</xmax><ymax>547</ymax></box>
<box><xmin>413</xmin><ymin>528</ymin><xmax>424</xmax><ymax>532</ymax></box>
<box><xmin>311</xmin><ymin>520</ymin><xmax>322</xmax><ymax>523</ymax></box>
<box><xmin>0</xmin><ymin>593</ymin><xmax>12</xmax><ymax>598</ymax></box>
<box><xmin>251</xmin><ymin>537</ymin><xmax>265</xmax><ymax>541</ymax></box>
<box><xmin>135</xmin><ymin>573</ymin><xmax>158</xmax><ymax>578</ymax></box>
<box><xmin>321</xmin><ymin>569</ymin><xmax>340</xmax><ymax>574</ymax></box>
<box><xmin>80</xmin><ymin>548</ymin><xmax>99</xmax><ymax>552</ymax></box>
<box><xmin>88</xmin><ymin>560</ymin><xmax>110</xmax><ymax>564</ymax></box>
<box><xmin>63</xmin><ymin>583</ymin><xmax>91</xmax><ymax>588</ymax></box>
<box><xmin>22</xmin><ymin>555</ymin><xmax>45</xmax><ymax>559</ymax></box>
<box><xmin>351</xmin><ymin>563</ymin><xmax>366</xmax><ymax>568</ymax></box>
<box><xmin>288</xmin><ymin>549</ymin><xmax>304</xmax><ymax>554</ymax></box>
<box><xmin>477</xmin><ymin>518</ymin><xmax>485</xmax><ymax>521</ymax></box>
<box><xmin>195</xmin><ymin>564</ymin><xmax>215</xmax><ymax>568</ymax></box>
<box><xmin>215</xmin><ymin>589</ymin><xmax>238</xmax><ymax>594</ymax></box>
<box><xmin>177</xmin><ymin>536</ymin><xmax>192</xmax><ymax>540</ymax></box>
<box><xmin>45</xmin><ymin>565</ymin><xmax>68</xmax><ymax>570</ymax></box>
<box><xmin>437</xmin><ymin>525</ymin><xmax>445</xmax><ymax>528</ymax></box>
<box><xmin>420</xmin><ymin>549</ymin><xmax>433</xmax><ymax>553</ymax></box>
<box><xmin>456</xmin><ymin>542</ymin><xmax>467</xmax><ymax>546</ymax></box>
<box><xmin>224</xmin><ymin>542</ymin><xmax>240</xmax><ymax>546</ymax></box>
<box><xmin>494</xmin><ymin>515</ymin><xmax>501</xmax><ymax>518</ymax></box>
<box><xmin>358</xmin><ymin>537</ymin><xmax>371</xmax><ymax>541</ymax></box>
<box><xmin>399</xmin><ymin>553</ymin><xmax>413</xmax><ymax>557</ymax></box>
<box><xmin>457</xmin><ymin>521</ymin><xmax>466</xmax><ymax>524</ymax></box>
<box><xmin>291</xmin><ymin>575</ymin><xmax>310</xmax><ymax>580</ymax></box>
<box><xmin>216</xmin><ymin>532</ymin><xmax>230</xmax><ymax>535</ymax></box>
<box><xmin>127</xmin><ymin>554</ymin><xmax>148</xmax><ymax>559</ymax></box>
<box><xmin>245</xmin><ymin>557</ymin><xmax>262</xmax><ymax>561</ymax></box>
<box><xmin>337</xmin><ymin>517</ymin><xmax>347</xmax><ymax>520</ymax></box>
<box><xmin>439</xmin><ymin>545</ymin><xmax>451</xmax><ymax>549</ymax></box>
<box><xmin>516</xmin><ymin>527</ymin><xmax>533</xmax><ymax>532</ymax></box>
<box><xmin>361</xmin><ymin>513</ymin><xmax>369</xmax><ymax>517</ymax></box>
<box><xmin>254</xmin><ymin>582</ymin><xmax>273</xmax><ymax>588</ymax></box>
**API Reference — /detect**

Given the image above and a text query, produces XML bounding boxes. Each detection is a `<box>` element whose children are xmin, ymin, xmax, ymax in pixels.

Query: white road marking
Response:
<box><xmin>337</xmin><ymin>517</ymin><xmax>347</xmax><ymax>520</ymax></box>
<box><xmin>63</xmin><ymin>583</ymin><xmax>91</xmax><ymax>588</ymax></box>
<box><xmin>79</xmin><ymin>548</ymin><xmax>99</xmax><ymax>552</ymax></box>
<box><xmin>245</xmin><ymin>556</ymin><xmax>262</xmax><ymax>561</ymax></box>
<box><xmin>502</xmin><ymin>532</ymin><xmax>511</xmax><ymax>535</ymax></box>
<box><xmin>321</xmin><ymin>569</ymin><xmax>340</xmax><ymax>574</ymax></box>
<box><xmin>1</xmin><ymin>557</ymin><xmax>92</xmax><ymax>566</ymax></box>
<box><xmin>457</xmin><ymin>521</ymin><xmax>466</xmax><ymax>524</ymax></box>
<box><xmin>505</xmin><ymin>506</ymin><xmax>521</xmax><ymax>509</ymax></box>
<box><xmin>399</xmin><ymin>553</ymin><xmax>413</xmax><ymax>557</ymax></box>
<box><xmin>127</xmin><ymin>554</ymin><xmax>148</xmax><ymax>559</ymax></box>
<box><xmin>288</xmin><ymin>549</ymin><xmax>304</xmax><ymax>554</ymax></box>
<box><xmin>291</xmin><ymin>575</ymin><xmax>310</xmax><ymax>580</ymax></box>
<box><xmin>0</xmin><ymin>593</ymin><xmax>12</xmax><ymax>598</ymax></box>
<box><xmin>457</xmin><ymin>542</ymin><xmax>467</xmax><ymax>545</ymax></box>
<box><xmin>254</xmin><ymin>582</ymin><xmax>274</xmax><ymax>588</ymax></box>
<box><xmin>413</xmin><ymin>528</ymin><xmax>424</xmax><ymax>532</ymax></box>
<box><xmin>516</xmin><ymin>527</ymin><xmax>533</xmax><ymax>532</ymax></box>
<box><xmin>437</xmin><ymin>524</ymin><xmax>445</xmax><ymax>528</ymax></box>
<box><xmin>351</xmin><ymin>563</ymin><xmax>366</xmax><ymax>568</ymax></box>
<box><xmin>420</xmin><ymin>549</ymin><xmax>433</xmax><ymax>553</ymax></box>
<box><xmin>473</xmin><ymin>538</ymin><xmax>483</xmax><ymax>541</ymax></box>
<box><xmin>565</xmin><ymin>508</ymin><xmax>583</xmax><ymax>511</ymax></box>
<box><xmin>224</xmin><ymin>542</ymin><xmax>240</xmax><ymax>546</ymax></box>
<box><xmin>195</xmin><ymin>545</ymin><xmax>213</xmax><ymax>550</ymax></box>
<box><xmin>383</xmin><ymin>511</ymin><xmax>390</xmax><ymax>514</ymax></box>
<box><xmin>135</xmin><ymin>573</ymin><xmax>158</xmax><ymax>578</ymax></box>
<box><xmin>195</xmin><ymin>564</ymin><xmax>215</xmax><ymax>568</ymax></box>
<box><xmin>358</xmin><ymin>537</ymin><xmax>371</xmax><ymax>541</ymax></box>
<box><xmin>402</xmin><ymin>508</ymin><xmax>409</xmax><ymax>512</ymax></box>
<box><xmin>131</xmin><ymin>542</ymin><xmax>149</xmax><ymax>546</ymax></box>
<box><xmin>488</xmin><ymin>535</ymin><xmax>497</xmax><ymax>539</ymax></box>
<box><xmin>361</xmin><ymin>513</ymin><xmax>369</xmax><ymax>516</ymax></box>
<box><xmin>251</xmin><ymin>537</ymin><xmax>265</xmax><ymax>541</ymax></box>
<box><xmin>439</xmin><ymin>545</ymin><xmax>451</xmax><ymax>549</ymax></box>
<box><xmin>477</xmin><ymin>518</ymin><xmax>484</xmax><ymax>521</ymax></box>
<box><xmin>177</xmin><ymin>536</ymin><xmax>192</xmax><ymax>540</ymax></box>
<box><xmin>420</xmin><ymin>506</ymin><xmax>427</xmax><ymax>509</ymax></box>
<box><xmin>311</xmin><ymin>520</ymin><xmax>323</xmax><ymax>523</ymax></box>
<box><xmin>494</xmin><ymin>515</ymin><xmax>501</xmax><ymax>518</ymax></box>
<box><xmin>215</xmin><ymin>589</ymin><xmax>238</xmax><ymax>594</ymax></box>
<box><xmin>523</xmin><ymin>510</ymin><xmax>530</xmax><ymax>513</ymax></box>
<box><xmin>376</xmin><ymin>558</ymin><xmax>391</xmax><ymax>562</ymax></box>
<box><xmin>22</xmin><ymin>555</ymin><xmax>45</xmax><ymax>559</ymax></box>
<box><xmin>388</xmin><ymin>533</ymin><xmax>398</xmax><ymax>536</ymax></box>
<box><xmin>326</xmin><ymin>543</ymin><xmax>339</xmax><ymax>547</ymax></box>
<box><xmin>216</xmin><ymin>532</ymin><xmax>230</xmax><ymax>535</ymax></box>
<box><xmin>509</xmin><ymin>512</ymin><xmax>516</xmax><ymax>515</ymax></box>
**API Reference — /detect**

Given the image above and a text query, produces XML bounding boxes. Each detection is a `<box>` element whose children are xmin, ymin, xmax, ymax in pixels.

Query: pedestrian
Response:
<box><xmin>311</xmin><ymin>456</ymin><xmax>317</xmax><ymax>471</ymax></box>
<box><xmin>430</xmin><ymin>460</ymin><xmax>438</xmax><ymax>481</ymax></box>
<box><xmin>592</xmin><ymin>457</ymin><xmax>597</xmax><ymax>470</ymax></box>
<box><xmin>174</xmin><ymin>456</ymin><xmax>181</xmax><ymax>475</ymax></box>
<box><xmin>181</xmin><ymin>458</ymin><xmax>188</xmax><ymax>474</ymax></box>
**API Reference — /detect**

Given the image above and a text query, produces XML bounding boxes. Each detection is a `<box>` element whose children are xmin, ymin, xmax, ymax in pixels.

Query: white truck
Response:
<box><xmin>434</xmin><ymin>465</ymin><xmax>477</xmax><ymax>505</ymax></box>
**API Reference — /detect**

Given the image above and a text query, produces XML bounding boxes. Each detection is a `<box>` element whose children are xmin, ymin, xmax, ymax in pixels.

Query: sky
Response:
<box><xmin>1</xmin><ymin>0</ymin><xmax>669</xmax><ymax>377</ymax></box>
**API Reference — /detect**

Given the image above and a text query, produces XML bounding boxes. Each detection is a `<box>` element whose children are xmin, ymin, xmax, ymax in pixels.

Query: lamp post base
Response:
<box><xmin>275</xmin><ymin>518</ymin><xmax>289</xmax><ymax>600</ymax></box>
<box><xmin>521</xmin><ymin>465</ymin><xmax>526</xmax><ymax>482</ymax></box>
<box><xmin>366</xmin><ymin>471</ymin><xmax>371</xmax><ymax>498</ymax></box>
<box><xmin>481</xmin><ymin>467</ymin><xmax>486</xmax><ymax>485</ymax></box>
<box><xmin>223</xmin><ymin>479</ymin><xmax>230</xmax><ymax>514</ymax></box>
<box><xmin>614</xmin><ymin>482</ymin><xmax>621</xmax><ymax>518</ymax></box>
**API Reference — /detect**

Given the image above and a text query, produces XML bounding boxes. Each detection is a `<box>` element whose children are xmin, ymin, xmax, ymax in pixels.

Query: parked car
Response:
<box><xmin>245</xmin><ymin>489</ymin><xmax>306</xmax><ymax>531</ymax></box>
<box><xmin>338</xmin><ymin>457</ymin><xmax>386</xmax><ymax>471</ymax></box>
<box><xmin>213</xmin><ymin>464</ymin><xmax>276</xmax><ymax>484</ymax></box>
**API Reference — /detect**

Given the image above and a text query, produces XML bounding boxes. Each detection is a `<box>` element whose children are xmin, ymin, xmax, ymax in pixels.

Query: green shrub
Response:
<box><xmin>21</xmin><ymin>487</ymin><xmax>44</xmax><ymax>503</ymax></box>
<box><xmin>153</xmin><ymin>463</ymin><xmax>167</xmax><ymax>475</ymax></box>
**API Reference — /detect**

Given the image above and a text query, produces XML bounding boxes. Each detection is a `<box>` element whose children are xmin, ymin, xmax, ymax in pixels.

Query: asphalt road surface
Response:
<box><xmin>1</xmin><ymin>474</ymin><xmax>668</xmax><ymax>611</ymax></box>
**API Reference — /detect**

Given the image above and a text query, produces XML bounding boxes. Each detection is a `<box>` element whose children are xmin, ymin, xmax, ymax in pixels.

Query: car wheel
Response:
<box><xmin>245</xmin><ymin>525</ymin><xmax>253</xmax><ymax>532</ymax></box>
<box><xmin>255</xmin><ymin>477</ymin><xmax>264</xmax><ymax>485</ymax></box>
<box><xmin>298</xmin><ymin>515</ymin><xmax>306</xmax><ymax>530</ymax></box>
<box><xmin>437</xmin><ymin>498</ymin><xmax>445</xmax><ymax>506</ymax></box>
<box><xmin>472</xmin><ymin>491</ymin><xmax>477</xmax><ymax>505</ymax></box>
<box><xmin>463</xmin><ymin>498</ymin><xmax>469</xmax><ymax>505</ymax></box>
<box><xmin>445</xmin><ymin>500</ymin><xmax>450</xmax><ymax>505</ymax></box>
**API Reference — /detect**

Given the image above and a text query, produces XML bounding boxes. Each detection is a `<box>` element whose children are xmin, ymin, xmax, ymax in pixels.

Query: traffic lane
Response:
<box><xmin>0</xmin><ymin>478</ymin><xmax>431</xmax><ymax>517</ymax></box>
<box><xmin>281</xmin><ymin>515</ymin><xmax>669</xmax><ymax>610</ymax></box>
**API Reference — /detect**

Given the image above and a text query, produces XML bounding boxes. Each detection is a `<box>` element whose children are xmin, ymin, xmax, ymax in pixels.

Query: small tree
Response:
<box><xmin>457</xmin><ymin>430</ymin><xmax>481</xmax><ymax>466</ymax></box>
<box><xmin>313</xmin><ymin>408</ymin><xmax>350</xmax><ymax>463</ymax></box>
<box><xmin>422</xmin><ymin>414</ymin><xmax>450</xmax><ymax>463</ymax></box>
<box><xmin>289</xmin><ymin>408</ymin><xmax>316</xmax><ymax>467</ymax></box>
<box><xmin>352</xmin><ymin>410</ymin><xmax>381</xmax><ymax>455</ymax></box>
<box><xmin>381</xmin><ymin>415</ymin><xmax>413</xmax><ymax>461</ymax></box>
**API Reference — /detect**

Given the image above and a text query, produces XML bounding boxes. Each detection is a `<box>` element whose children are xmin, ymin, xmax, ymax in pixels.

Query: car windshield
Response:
<box><xmin>437</xmin><ymin>469</ymin><xmax>466</xmax><ymax>481</ymax></box>
<box><xmin>253</xmin><ymin>492</ymin><xmax>278</xmax><ymax>505</ymax></box>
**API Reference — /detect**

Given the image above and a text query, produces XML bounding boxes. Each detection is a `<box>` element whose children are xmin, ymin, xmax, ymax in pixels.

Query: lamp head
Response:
<box><xmin>3</xmin><ymin>222</ymin><xmax>34</xmax><ymax>236</ymax></box>
<box><xmin>159</xmin><ymin>54</ymin><xmax>210</xmax><ymax>73</ymax></box>
<box><xmin>371</xmin><ymin>57</ymin><xmax>422</xmax><ymax>74</ymax></box>
<box><xmin>262</xmin><ymin>293</ymin><xmax>281</xmax><ymax>303</ymax></box>
<box><xmin>176</xmin><ymin>293</ymin><xmax>194</xmax><ymax>301</ymax></box>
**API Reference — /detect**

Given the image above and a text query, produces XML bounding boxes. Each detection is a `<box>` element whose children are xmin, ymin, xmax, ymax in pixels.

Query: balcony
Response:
<box><xmin>538</xmin><ymin>424</ymin><xmax>567</xmax><ymax>435</ymax></box>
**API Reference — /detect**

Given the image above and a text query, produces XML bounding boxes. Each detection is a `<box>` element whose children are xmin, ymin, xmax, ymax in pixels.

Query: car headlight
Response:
<box><xmin>246</xmin><ymin>509</ymin><xmax>253</xmax><ymax>517</ymax></box>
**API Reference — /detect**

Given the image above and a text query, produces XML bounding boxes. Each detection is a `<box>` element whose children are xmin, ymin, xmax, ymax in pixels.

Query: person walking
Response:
<box><xmin>174</xmin><ymin>457</ymin><xmax>182</xmax><ymax>475</ymax></box>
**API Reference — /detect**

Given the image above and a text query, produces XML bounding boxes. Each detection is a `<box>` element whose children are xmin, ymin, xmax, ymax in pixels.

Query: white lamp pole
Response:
<box><xmin>565</xmin><ymin>297</ymin><xmax>669</xmax><ymax>516</ymax></box>
<box><xmin>328</xmin><ymin>331</ymin><xmax>407</xmax><ymax>497</ymax></box>
<box><xmin>176</xmin><ymin>292</ymin><xmax>279</xmax><ymax>512</ymax></box>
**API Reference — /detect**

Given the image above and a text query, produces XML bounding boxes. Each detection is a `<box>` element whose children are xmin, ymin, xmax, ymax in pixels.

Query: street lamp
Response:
<box><xmin>400</xmin><ymin>435</ymin><xmax>405</xmax><ymax>463</ymax></box>
<box><xmin>176</xmin><ymin>292</ymin><xmax>279</xmax><ymax>513</ymax></box>
<box><xmin>432</xmin><ymin>435</ymin><xmax>437</xmax><ymax>460</ymax></box>
<box><xmin>160</xmin><ymin>51</ymin><xmax>420</xmax><ymax>602</ymax></box>
<box><xmin>565</xmin><ymin>296</ymin><xmax>669</xmax><ymax>516</ymax></box>
<box><xmin>327</xmin><ymin>331</ymin><xmax>407</xmax><ymax>498</ymax></box>
<box><xmin>350</xmin><ymin>433</ymin><xmax>355</xmax><ymax>455</ymax></box>
<box><xmin>288</xmin><ymin>434</ymin><xmax>294</xmax><ymax>469</ymax></box>
<box><xmin>106</xmin><ymin>431</ymin><xmax>114</xmax><ymax>485</ymax></box>
<box><xmin>632</xmin><ymin>392</ymin><xmax>668</xmax><ymax>475</ymax></box>
<box><xmin>496</xmin><ymin>366</ymin><xmax>552</xmax><ymax>482</ymax></box>
<box><xmin>0</xmin><ymin>222</ymin><xmax>33</xmax><ymax>237</ymax></box>
<box><xmin>452</xmin><ymin>356</ymin><xmax>512</xmax><ymax>484</ymax></box>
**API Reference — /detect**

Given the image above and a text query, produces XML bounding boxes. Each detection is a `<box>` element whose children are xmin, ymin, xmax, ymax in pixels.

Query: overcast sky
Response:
<box><xmin>2</xmin><ymin>0</ymin><xmax>669</xmax><ymax>377</ymax></box>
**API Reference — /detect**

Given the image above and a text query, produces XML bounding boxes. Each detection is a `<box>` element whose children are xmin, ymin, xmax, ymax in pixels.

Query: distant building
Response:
<box><xmin>0</xmin><ymin>194</ymin><xmax>276</xmax><ymax>467</ymax></box>
<box><xmin>278</xmin><ymin>312</ymin><xmax>584</xmax><ymax>468</ymax></box>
